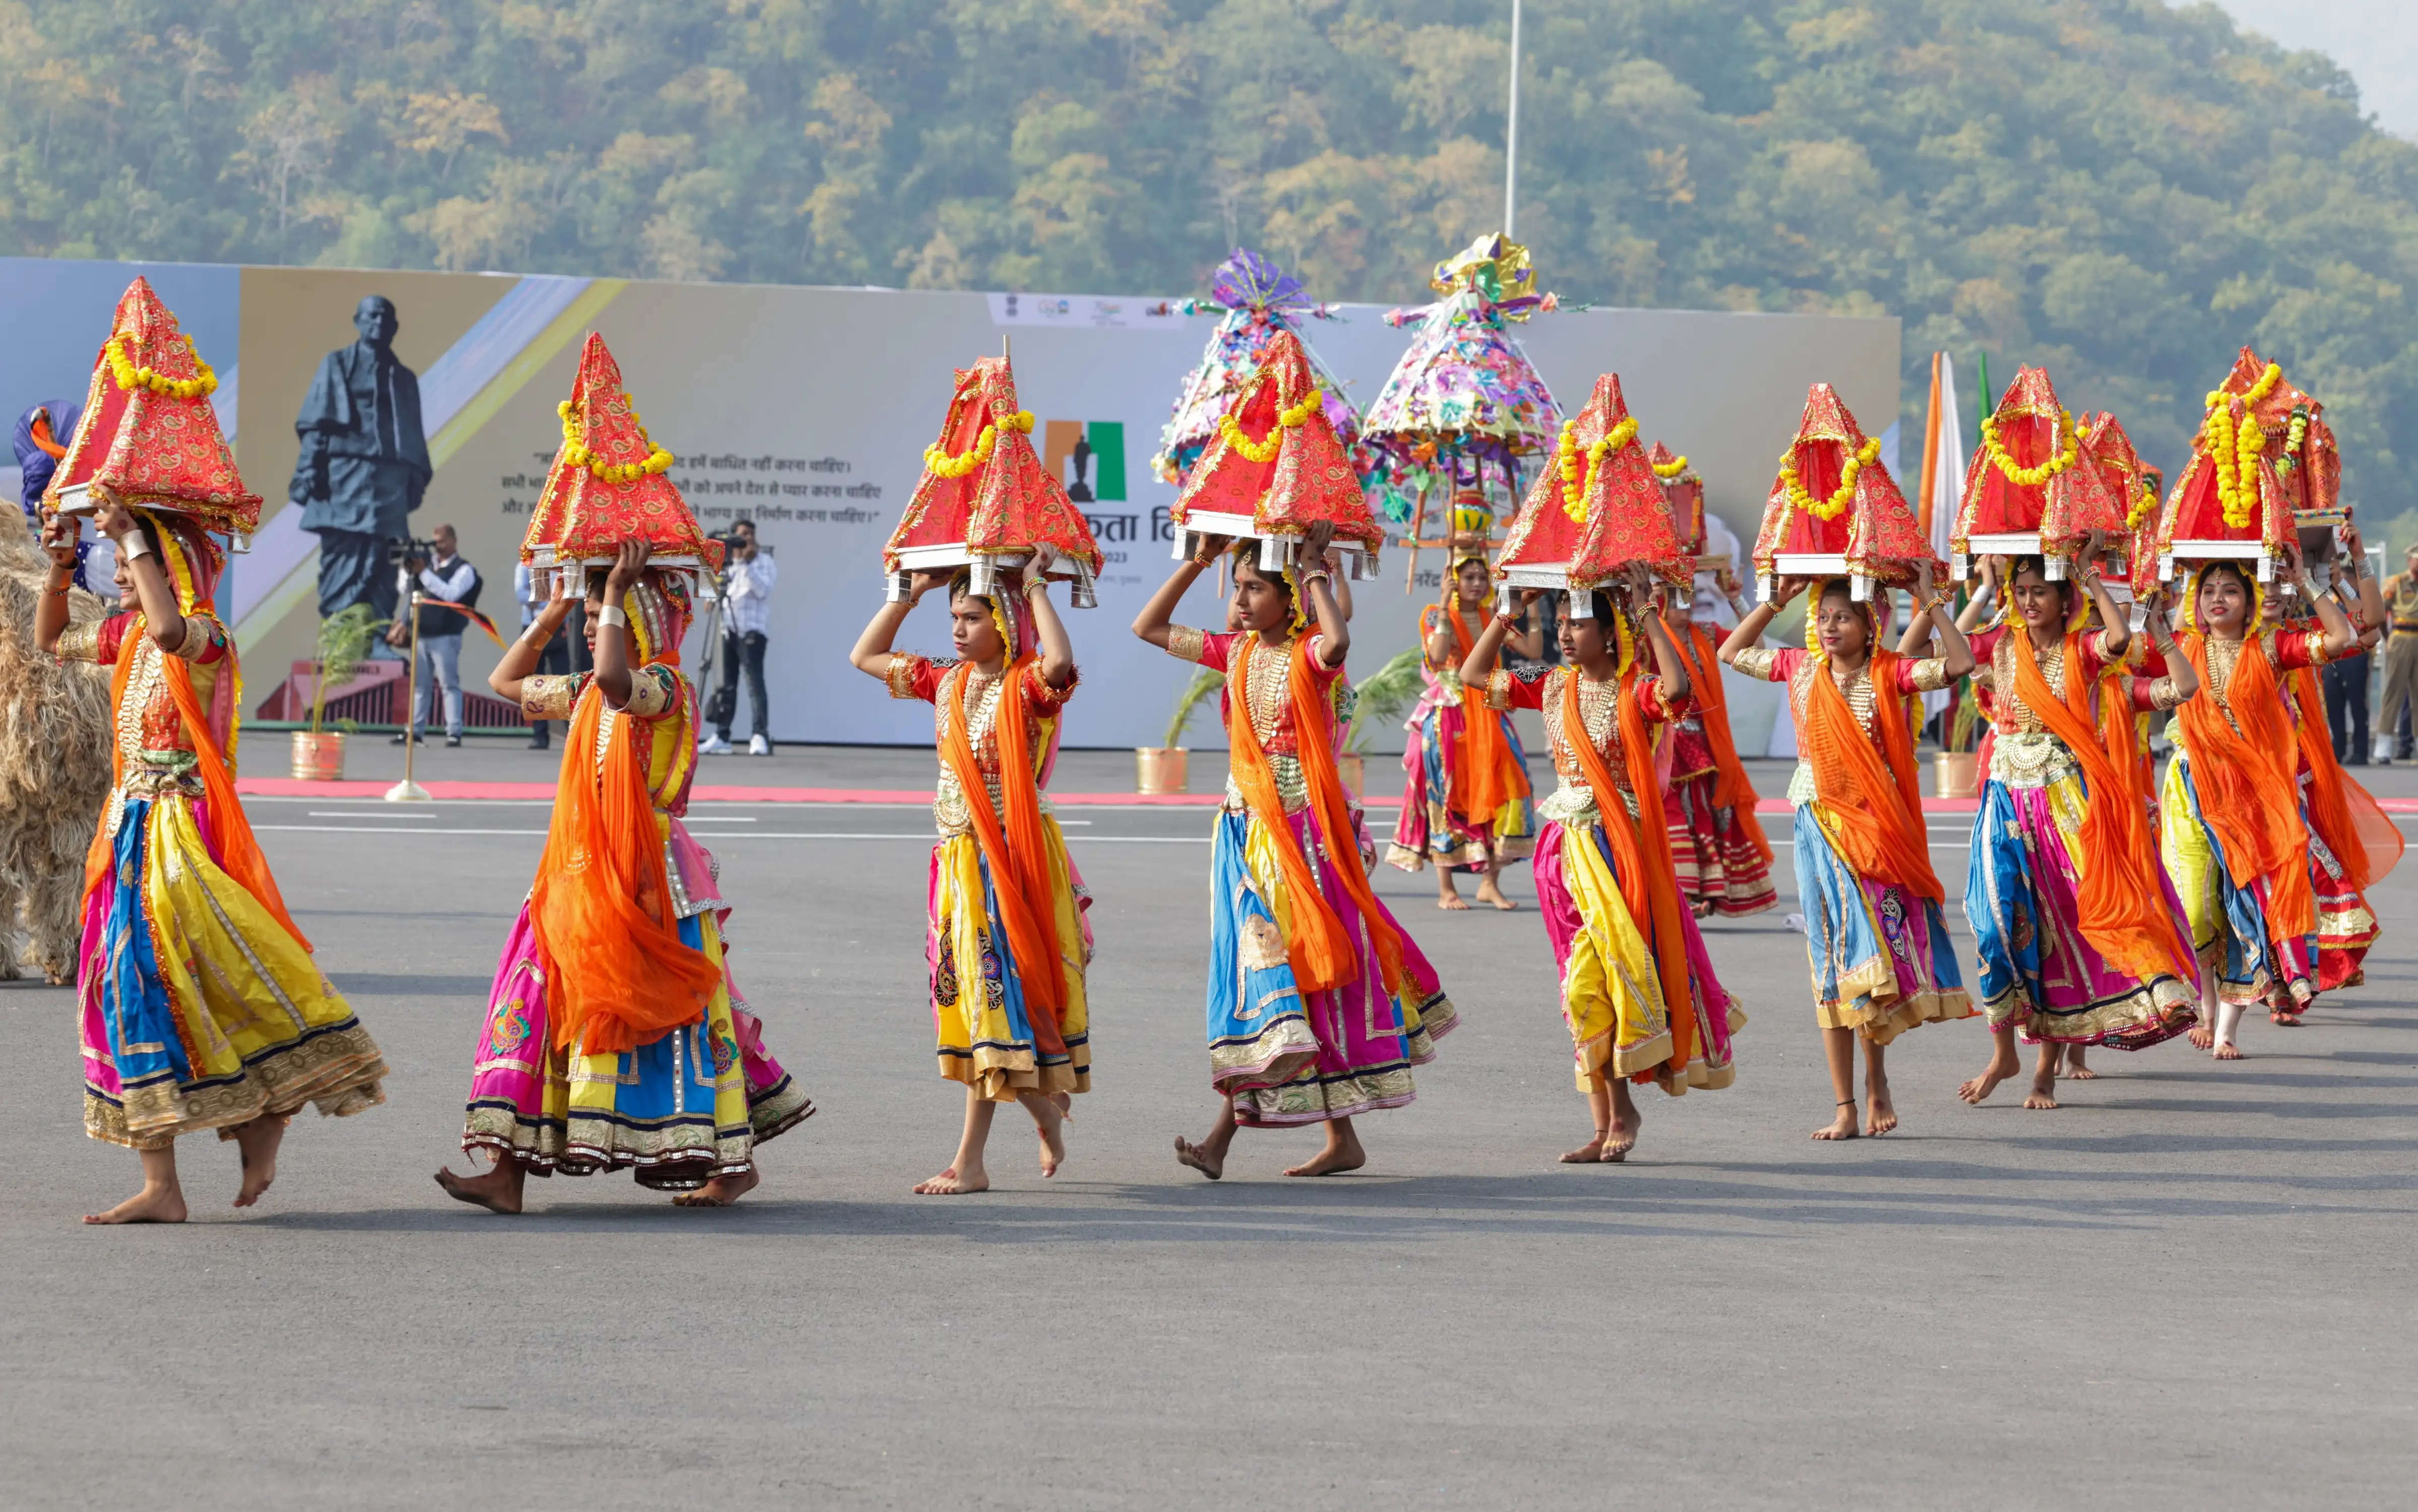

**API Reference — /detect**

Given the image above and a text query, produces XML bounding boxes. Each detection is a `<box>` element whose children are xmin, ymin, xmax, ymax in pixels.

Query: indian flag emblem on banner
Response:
<box><xmin>1042</xmin><ymin>419</ymin><xmax>1125</xmax><ymax>502</ymax></box>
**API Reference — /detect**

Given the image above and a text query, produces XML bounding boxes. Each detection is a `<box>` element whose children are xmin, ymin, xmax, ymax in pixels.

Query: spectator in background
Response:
<box><xmin>387</xmin><ymin>522</ymin><xmax>479</xmax><ymax>747</ymax></box>
<box><xmin>699</xmin><ymin>517</ymin><xmax>776</xmax><ymax>755</ymax></box>
<box><xmin>2323</xmin><ymin>540</ymin><xmax>2373</xmax><ymax>764</ymax></box>
<box><xmin>2376</xmin><ymin>542</ymin><xmax>2418</xmax><ymax>764</ymax></box>
<box><xmin>513</xmin><ymin>556</ymin><xmax>583</xmax><ymax>751</ymax></box>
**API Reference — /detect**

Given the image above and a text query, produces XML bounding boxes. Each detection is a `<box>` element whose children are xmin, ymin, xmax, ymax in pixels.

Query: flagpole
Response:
<box><xmin>1918</xmin><ymin>351</ymin><xmax>1943</xmax><ymax>540</ymax></box>
<box><xmin>386</xmin><ymin>591</ymin><xmax>431</xmax><ymax>802</ymax></box>
<box><xmin>1503</xmin><ymin>0</ymin><xmax>1521</xmax><ymax>237</ymax></box>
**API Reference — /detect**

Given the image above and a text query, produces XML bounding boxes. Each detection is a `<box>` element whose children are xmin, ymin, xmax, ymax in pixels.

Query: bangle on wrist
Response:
<box><xmin>596</xmin><ymin>605</ymin><xmax>628</xmax><ymax>629</ymax></box>
<box><xmin>119</xmin><ymin>536</ymin><xmax>153</xmax><ymax>562</ymax></box>
<box><xmin>1023</xmin><ymin>576</ymin><xmax>1049</xmax><ymax>597</ymax></box>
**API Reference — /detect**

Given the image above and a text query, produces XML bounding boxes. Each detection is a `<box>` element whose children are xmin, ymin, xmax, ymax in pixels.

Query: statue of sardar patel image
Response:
<box><xmin>290</xmin><ymin>295</ymin><xmax>433</xmax><ymax>620</ymax></box>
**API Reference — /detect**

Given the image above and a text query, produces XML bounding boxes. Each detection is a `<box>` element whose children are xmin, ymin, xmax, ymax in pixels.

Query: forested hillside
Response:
<box><xmin>5</xmin><ymin>1</ymin><xmax>2415</xmax><ymax>511</ymax></box>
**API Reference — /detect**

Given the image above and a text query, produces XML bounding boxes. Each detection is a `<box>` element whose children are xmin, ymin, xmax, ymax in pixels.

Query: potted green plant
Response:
<box><xmin>292</xmin><ymin>604</ymin><xmax>386</xmax><ymax>781</ymax></box>
<box><xmin>1338</xmin><ymin>647</ymin><xmax>1423</xmax><ymax>798</ymax></box>
<box><xmin>1139</xmin><ymin>667</ymin><xmax>1225</xmax><ymax>794</ymax></box>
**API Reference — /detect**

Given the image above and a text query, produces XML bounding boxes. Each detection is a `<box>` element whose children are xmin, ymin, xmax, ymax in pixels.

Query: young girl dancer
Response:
<box><xmin>1722</xmin><ymin>564</ymin><xmax>1973</xmax><ymax>1139</ymax></box>
<box><xmin>1662</xmin><ymin>581</ymin><xmax>1776</xmax><ymax>920</ymax></box>
<box><xmin>1387</xmin><ymin>549</ymin><xmax>1538</xmax><ymax>909</ymax></box>
<box><xmin>849</xmin><ymin>545</ymin><xmax>1089</xmax><ymax>1193</ymax></box>
<box><xmin>40</xmin><ymin>502</ymin><xmax>387</xmax><ymax>1223</ymax></box>
<box><xmin>438</xmin><ymin>541</ymin><xmax>813</xmax><ymax>1211</ymax></box>
<box><xmin>2162</xmin><ymin>554</ymin><xmax>2360</xmax><ymax>1057</ymax></box>
<box><xmin>1136</xmin><ymin>524</ymin><xmax>1456</xmax><ymax>1178</ymax></box>
<box><xmin>1460</xmin><ymin>567</ymin><xmax>1745</xmax><ymax>1163</ymax></box>
<box><xmin>1957</xmin><ymin>538</ymin><xmax>2201</xmax><ymax>1109</ymax></box>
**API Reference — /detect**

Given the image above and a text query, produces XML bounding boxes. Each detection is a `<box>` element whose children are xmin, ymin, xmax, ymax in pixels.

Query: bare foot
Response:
<box><xmin>2023</xmin><ymin>1070</ymin><xmax>2059</xmax><ymax>1110</ymax></box>
<box><xmin>1474</xmin><ymin>880</ymin><xmax>1518</xmax><ymax>912</ymax></box>
<box><xmin>1051</xmin><ymin>1092</ymin><xmax>1073</xmax><ymax>1120</ymax></box>
<box><xmin>1865</xmin><ymin>1086</ymin><xmax>1898</xmax><ymax>1136</ymax></box>
<box><xmin>1034</xmin><ymin>1105</ymin><xmax>1067</xmax><ymax>1178</ymax></box>
<box><xmin>1561</xmin><ymin>1131</ymin><xmax>1609</xmax><ymax>1163</ymax></box>
<box><xmin>1602</xmin><ymin>1106</ymin><xmax>1641</xmax><ymax>1162</ymax></box>
<box><xmin>913</xmin><ymin>1164</ymin><xmax>989</xmax><ymax>1194</ymax></box>
<box><xmin>2214</xmin><ymin>1040</ymin><xmax>2245</xmax><ymax>1061</ymax></box>
<box><xmin>1285</xmin><ymin>1125</ymin><xmax>1368</xmax><ymax>1177</ymax></box>
<box><xmin>83</xmin><ymin>1185</ymin><xmax>187</xmax><ymax>1225</ymax></box>
<box><xmin>434</xmin><ymin>1164</ymin><xmax>524</xmax><ymax>1215</ymax></box>
<box><xmin>1174</xmin><ymin>1136</ymin><xmax>1225</xmax><ymax>1180</ymax></box>
<box><xmin>673</xmin><ymin>1166</ymin><xmax>759</xmax><ymax>1207</ymax></box>
<box><xmin>1692</xmin><ymin>899</ymin><xmax>1714</xmax><ymax>919</ymax></box>
<box><xmin>1811</xmin><ymin>1101</ymin><xmax>1859</xmax><ymax>1141</ymax></box>
<box><xmin>2060</xmin><ymin>1051</ymin><xmax>2099</xmax><ymax>1081</ymax></box>
<box><xmin>232</xmin><ymin>1116</ymin><xmax>286</xmax><ymax>1208</ymax></box>
<box><xmin>1958</xmin><ymin>1052</ymin><xmax>2022</xmax><ymax>1105</ymax></box>
<box><xmin>2188</xmin><ymin>1024</ymin><xmax>2215</xmax><ymax>1050</ymax></box>
<box><xmin>2270</xmin><ymin>1010</ymin><xmax>2302</xmax><ymax>1027</ymax></box>
<box><xmin>1436</xmin><ymin>893</ymin><xmax>1471</xmax><ymax>911</ymax></box>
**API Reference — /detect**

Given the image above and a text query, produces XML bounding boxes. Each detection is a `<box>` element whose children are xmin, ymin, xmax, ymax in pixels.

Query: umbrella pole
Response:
<box><xmin>1404</xmin><ymin>478</ymin><xmax>1431</xmax><ymax>594</ymax></box>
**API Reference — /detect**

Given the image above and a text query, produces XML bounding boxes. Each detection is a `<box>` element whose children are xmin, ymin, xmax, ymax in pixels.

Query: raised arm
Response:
<box><xmin>1299</xmin><ymin>522</ymin><xmax>1348</xmax><ymax>667</ymax></box>
<box><xmin>1899</xmin><ymin>559</ymin><xmax>1974</xmax><ymax>678</ymax></box>
<box><xmin>2342</xmin><ymin>525</ymin><xmax>2386</xmax><ymax>651</ymax></box>
<box><xmin>1955</xmin><ymin>556</ymin><xmax>2000</xmax><ymax>633</ymax></box>
<box><xmin>1022</xmin><ymin>544</ymin><xmax>1075</xmax><ymax>690</ymax></box>
<box><xmin>2144</xmin><ymin>593</ymin><xmax>2196</xmax><ymax>705</ymax></box>
<box><xmin>1133</xmin><ymin>534</ymin><xmax>1227</xmax><ymax>650</ymax></box>
<box><xmin>1627</xmin><ymin>563</ymin><xmax>1688</xmax><ymax>706</ymax></box>
<box><xmin>592</xmin><ymin>539</ymin><xmax>648</xmax><ymax>711</ymax></box>
<box><xmin>488</xmin><ymin>588</ymin><xmax>576</xmax><ymax>703</ymax></box>
<box><xmin>1721</xmin><ymin>576</ymin><xmax>1799</xmax><ymax>665</ymax></box>
<box><xmin>2296</xmin><ymin>549</ymin><xmax>2359</xmax><ymax>661</ymax></box>
<box><xmin>849</xmin><ymin>567</ymin><xmax>952</xmax><ymax>677</ymax></box>
<box><xmin>1460</xmin><ymin>588</ymin><xmax>1542</xmax><ymax>684</ymax></box>
<box><xmin>2078</xmin><ymin>530</ymin><xmax>2130</xmax><ymax>660</ymax></box>
<box><xmin>34</xmin><ymin>512</ymin><xmax>78</xmax><ymax>655</ymax></box>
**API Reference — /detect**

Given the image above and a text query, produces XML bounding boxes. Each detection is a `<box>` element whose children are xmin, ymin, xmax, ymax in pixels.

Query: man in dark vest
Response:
<box><xmin>290</xmin><ymin>295</ymin><xmax>432</xmax><ymax>621</ymax></box>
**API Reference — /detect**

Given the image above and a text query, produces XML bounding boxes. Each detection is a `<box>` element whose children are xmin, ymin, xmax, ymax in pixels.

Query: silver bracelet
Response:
<box><xmin>119</xmin><ymin>536</ymin><xmax>153</xmax><ymax>562</ymax></box>
<box><xmin>596</xmin><ymin>604</ymin><xmax>628</xmax><ymax>629</ymax></box>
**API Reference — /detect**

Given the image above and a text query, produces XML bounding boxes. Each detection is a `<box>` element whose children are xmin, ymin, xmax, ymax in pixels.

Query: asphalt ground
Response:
<box><xmin>3</xmin><ymin>737</ymin><xmax>2415</xmax><ymax>1508</ymax></box>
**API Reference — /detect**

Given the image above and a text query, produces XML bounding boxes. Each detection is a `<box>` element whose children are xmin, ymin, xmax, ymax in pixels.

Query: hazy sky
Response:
<box><xmin>2209</xmin><ymin>1</ymin><xmax>2418</xmax><ymax>140</ymax></box>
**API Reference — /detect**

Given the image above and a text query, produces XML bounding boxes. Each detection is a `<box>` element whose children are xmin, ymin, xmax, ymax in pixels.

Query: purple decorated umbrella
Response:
<box><xmin>1151</xmin><ymin>248</ymin><xmax>1368</xmax><ymax>490</ymax></box>
<box><xmin>1364</xmin><ymin>233</ymin><xmax>1563</xmax><ymax>590</ymax></box>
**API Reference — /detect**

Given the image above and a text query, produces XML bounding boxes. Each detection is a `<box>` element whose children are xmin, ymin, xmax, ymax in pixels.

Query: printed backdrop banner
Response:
<box><xmin>0</xmin><ymin>259</ymin><xmax>1896</xmax><ymax>751</ymax></box>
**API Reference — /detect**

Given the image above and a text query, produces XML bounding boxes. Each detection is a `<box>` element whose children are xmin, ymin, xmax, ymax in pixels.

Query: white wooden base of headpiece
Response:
<box><xmin>1168</xmin><ymin>511</ymin><xmax>1378</xmax><ymax>582</ymax></box>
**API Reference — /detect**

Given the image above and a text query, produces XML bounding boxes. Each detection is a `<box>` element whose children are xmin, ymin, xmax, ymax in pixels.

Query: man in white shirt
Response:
<box><xmin>1689</xmin><ymin>510</ymin><xmax>1752</xmax><ymax>628</ymax></box>
<box><xmin>700</xmin><ymin>518</ymin><xmax>776</xmax><ymax>755</ymax></box>
<box><xmin>385</xmin><ymin>523</ymin><xmax>479</xmax><ymax>746</ymax></box>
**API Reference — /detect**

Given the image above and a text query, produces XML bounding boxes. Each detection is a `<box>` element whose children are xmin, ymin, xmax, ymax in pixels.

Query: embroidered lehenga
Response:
<box><xmin>462</xmin><ymin>652</ymin><xmax>812</xmax><ymax>1189</ymax></box>
<box><xmin>1489</xmin><ymin>661</ymin><xmax>1744</xmax><ymax>1092</ymax></box>
<box><xmin>64</xmin><ymin>606</ymin><xmax>387</xmax><ymax>1148</ymax></box>
<box><xmin>1169</xmin><ymin>625</ymin><xmax>1455</xmax><ymax>1124</ymax></box>
<box><xmin>1735</xmin><ymin>645</ymin><xmax>1971</xmax><ymax>1043</ymax></box>
<box><xmin>886</xmin><ymin>650</ymin><xmax>1094</xmax><ymax>1100</ymax></box>
<box><xmin>1386</xmin><ymin>597</ymin><xmax>1535</xmax><ymax>874</ymax></box>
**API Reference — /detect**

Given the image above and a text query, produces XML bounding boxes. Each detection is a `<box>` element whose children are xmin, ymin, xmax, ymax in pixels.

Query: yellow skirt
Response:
<box><xmin>927</xmin><ymin>821</ymin><xmax>1093</xmax><ymax>1101</ymax></box>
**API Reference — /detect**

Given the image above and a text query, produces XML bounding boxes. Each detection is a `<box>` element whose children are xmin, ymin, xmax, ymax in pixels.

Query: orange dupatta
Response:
<box><xmin>2289</xmin><ymin>663</ymin><xmax>2404</xmax><ymax>893</ymax></box>
<box><xmin>2174</xmin><ymin>633</ymin><xmax>2317</xmax><ymax>934</ymax></box>
<box><xmin>1560</xmin><ymin>668</ymin><xmax>1701</xmax><ymax>1077</ymax></box>
<box><xmin>936</xmin><ymin>657</ymin><xmax>1071</xmax><ymax>1029</ymax></box>
<box><xmin>81</xmin><ymin>619</ymin><xmax>308</xmax><ymax>951</ymax></box>
<box><xmin>1801</xmin><ymin>649</ymin><xmax>1942</xmax><ymax>901</ymax></box>
<box><xmin>1674</xmin><ymin>620</ymin><xmax>1773</xmax><ymax>867</ymax></box>
<box><xmin>1438</xmin><ymin>603</ymin><xmax>1530</xmax><ymax>823</ymax></box>
<box><xmin>529</xmin><ymin>682</ymin><xmax>722</xmax><ymax>1055</ymax></box>
<box><xmin>2010</xmin><ymin>629</ymin><xmax>2195</xmax><ymax>980</ymax></box>
<box><xmin>1225</xmin><ymin>635</ymin><xmax>1408</xmax><ymax>999</ymax></box>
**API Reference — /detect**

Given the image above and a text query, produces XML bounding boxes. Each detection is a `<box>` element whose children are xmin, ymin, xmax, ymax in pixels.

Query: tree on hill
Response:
<box><xmin>3</xmin><ymin>0</ymin><xmax>2414</xmax><ymax>524</ymax></box>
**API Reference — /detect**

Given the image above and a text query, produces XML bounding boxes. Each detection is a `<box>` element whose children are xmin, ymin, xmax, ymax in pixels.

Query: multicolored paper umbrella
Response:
<box><xmin>1950</xmin><ymin>366</ymin><xmax>2127</xmax><ymax>580</ymax></box>
<box><xmin>1364</xmin><ymin>233</ymin><xmax>1562</xmax><ymax>585</ymax></box>
<box><xmin>1167</xmin><ymin>328</ymin><xmax>1382</xmax><ymax>581</ymax></box>
<box><xmin>1151</xmin><ymin>248</ymin><xmax>1367</xmax><ymax>491</ymax></box>
<box><xmin>521</xmin><ymin>332</ymin><xmax>722</xmax><ymax>591</ymax></box>
<box><xmin>1753</xmin><ymin>383</ymin><xmax>1934</xmax><ymax>602</ymax></box>
<box><xmin>45</xmin><ymin>276</ymin><xmax>260</xmax><ymax>537</ymax></box>
<box><xmin>1495</xmin><ymin>373</ymin><xmax>1683</xmax><ymax>598</ymax></box>
<box><xmin>882</xmin><ymin>349</ymin><xmax>1105</xmax><ymax>603</ymax></box>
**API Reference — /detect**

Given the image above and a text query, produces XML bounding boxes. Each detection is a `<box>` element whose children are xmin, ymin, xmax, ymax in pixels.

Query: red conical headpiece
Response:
<box><xmin>2216</xmin><ymin>347</ymin><xmax>2339</xmax><ymax>524</ymax></box>
<box><xmin>884</xmin><ymin>353</ymin><xmax>1104</xmax><ymax>576</ymax></box>
<box><xmin>1952</xmin><ymin>365</ymin><xmax>2124</xmax><ymax>561</ymax></box>
<box><xmin>45</xmin><ymin>276</ymin><xmax>260</xmax><ymax>533</ymax></box>
<box><xmin>522</xmin><ymin>333</ymin><xmax>721</xmax><ymax>575</ymax></box>
<box><xmin>1496</xmin><ymin>373</ymin><xmax>1683</xmax><ymax>593</ymax></box>
<box><xmin>1170</xmin><ymin>330</ymin><xmax>1378</xmax><ymax>551</ymax></box>
<box><xmin>1647</xmin><ymin>440</ymin><xmax>1705</xmax><ymax>557</ymax></box>
<box><xmin>1753</xmin><ymin>384</ymin><xmax>1930</xmax><ymax>588</ymax></box>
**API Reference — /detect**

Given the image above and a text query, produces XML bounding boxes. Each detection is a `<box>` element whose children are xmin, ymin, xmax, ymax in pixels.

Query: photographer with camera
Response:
<box><xmin>699</xmin><ymin>517</ymin><xmax>776</xmax><ymax>755</ymax></box>
<box><xmin>385</xmin><ymin>522</ymin><xmax>481</xmax><ymax>746</ymax></box>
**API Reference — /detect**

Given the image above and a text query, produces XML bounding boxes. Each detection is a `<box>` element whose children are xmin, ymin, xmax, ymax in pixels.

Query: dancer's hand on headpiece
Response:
<box><xmin>907</xmin><ymin>567</ymin><xmax>953</xmax><ymax>603</ymax></box>
<box><xmin>1622</xmin><ymin>560</ymin><xmax>1658</xmax><ymax>607</ymax></box>
<box><xmin>1912</xmin><ymin>558</ymin><xmax>1937</xmax><ymax>600</ymax></box>
<box><xmin>1025</xmin><ymin>542</ymin><xmax>1059</xmax><ymax>583</ymax></box>
<box><xmin>2078</xmin><ymin>528</ymin><xmax>2108</xmax><ymax>582</ymax></box>
<box><xmin>92</xmin><ymin>497</ymin><xmax>138</xmax><ymax>543</ymax></box>
<box><xmin>1771</xmin><ymin>574</ymin><xmax>1809</xmax><ymax>607</ymax></box>
<box><xmin>1301</xmin><ymin>520</ymin><xmax>1336</xmax><ymax>564</ymax></box>
<box><xmin>605</xmin><ymin>538</ymin><xmax>651</xmax><ymax>596</ymax></box>
<box><xmin>39</xmin><ymin>510</ymin><xmax>79</xmax><ymax>568</ymax></box>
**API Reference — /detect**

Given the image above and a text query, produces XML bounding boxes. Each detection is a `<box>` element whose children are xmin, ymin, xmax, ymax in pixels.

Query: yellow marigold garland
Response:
<box><xmin>1979</xmin><ymin>408</ymin><xmax>2078</xmax><ymax>489</ymax></box>
<box><xmin>1778</xmin><ymin>435</ymin><xmax>1881</xmax><ymax>523</ymax></box>
<box><xmin>1557</xmin><ymin>414</ymin><xmax>1639</xmax><ymax>523</ymax></box>
<box><xmin>558</xmin><ymin>399</ymin><xmax>675</xmax><ymax>484</ymax></box>
<box><xmin>1216</xmin><ymin>386</ymin><xmax>1323</xmax><ymax>464</ymax></box>
<box><xmin>2127</xmin><ymin>476</ymin><xmax>2158</xmax><ymax>532</ymax></box>
<box><xmin>1650</xmin><ymin>454</ymin><xmax>1690</xmax><ymax>480</ymax></box>
<box><xmin>923</xmin><ymin>408</ymin><xmax>1035</xmax><ymax>479</ymax></box>
<box><xmin>105</xmin><ymin>334</ymin><xmax>217</xmax><ymax>400</ymax></box>
<box><xmin>2201</xmin><ymin>399</ymin><xmax>2266</xmax><ymax>531</ymax></box>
